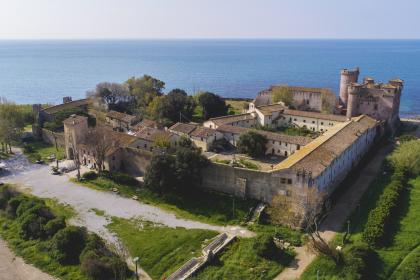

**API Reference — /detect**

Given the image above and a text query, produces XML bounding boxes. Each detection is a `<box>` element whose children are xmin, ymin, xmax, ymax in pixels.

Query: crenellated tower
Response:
<box><xmin>340</xmin><ymin>68</ymin><xmax>360</xmax><ymax>106</ymax></box>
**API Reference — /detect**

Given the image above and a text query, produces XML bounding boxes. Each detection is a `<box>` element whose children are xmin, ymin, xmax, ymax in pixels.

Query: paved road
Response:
<box><xmin>275</xmin><ymin>144</ymin><xmax>394</xmax><ymax>280</ymax></box>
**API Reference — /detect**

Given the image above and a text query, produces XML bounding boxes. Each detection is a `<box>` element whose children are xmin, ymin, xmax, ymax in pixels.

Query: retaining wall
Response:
<box><xmin>41</xmin><ymin>129</ymin><xmax>65</xmax><ymax>147</ymax></box>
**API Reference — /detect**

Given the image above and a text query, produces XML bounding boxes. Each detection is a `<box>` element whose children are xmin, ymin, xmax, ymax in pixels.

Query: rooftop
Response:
<box><xmin>283</xmin><ymin>109</ymin><xmax>348</xmax><ymax>122</ymax></box>
<box><xmin>134</xmin><ymin>126</ymin><xmax>174</xmax><ymax>142</ymax></box>
<box><xmin>43</xmin><ymin>99</ymin><xmax>90</xmax><ymax>115</ymax></box>
<box><xmin>190</xmin><ymin>127</ymin><xmax>218</xmax><ymax>138</ymax></box>
<box><xmin>168</xmin><ymin>122</ymin><xmax>198</xmax><ymax>135</ymax></box>
<box><xmin>207</xmin><ymin>113</ymin><xmax>256</xmax><ymax>126</ymax></box>
<box><xmin>106</xmin><ymin>110</ymin><xmax>138</xmax><ymax>123</ymax></box>
<box><xmin>273</xmin><ymin>115</ymin><xmax>378</xmax><ymax>177</ymax></box>
<box><xmin>256</xmin><ymin>104</ymin><xmax>286</xmax><ymax>115</ymax></box>
<box><xmin>63</xmin><ymin>114</ymin><xmax>88</xmax><ymax>125</ymax></box>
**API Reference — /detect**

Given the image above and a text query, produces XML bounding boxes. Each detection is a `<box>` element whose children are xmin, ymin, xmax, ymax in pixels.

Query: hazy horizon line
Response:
<box><xmin>1</xmin><ymin>37</ymin><xmax>420</xmax><ymax>41</ymax></box>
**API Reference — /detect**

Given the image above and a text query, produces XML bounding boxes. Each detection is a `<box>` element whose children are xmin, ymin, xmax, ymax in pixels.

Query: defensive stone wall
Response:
<box><xmin>120</xmin><ymin>147</ymin><xmax>153</xmax><ymax>176</ymax></box>
<box><xmin>41</xmin><ymin>129</ymin><xmax>65</xmax><ymax>147</ymax></box>
<box><xmin>200</xmin><ymin>163</ymin><xmax>289</xmax><ymax>203</ymax></box>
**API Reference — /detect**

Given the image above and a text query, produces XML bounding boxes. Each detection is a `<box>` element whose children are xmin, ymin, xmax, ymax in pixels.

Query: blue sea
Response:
<box><xmin>0</xmin><ymin>39</ymin><xmax>419</xmax><ymax>117</ymax></box>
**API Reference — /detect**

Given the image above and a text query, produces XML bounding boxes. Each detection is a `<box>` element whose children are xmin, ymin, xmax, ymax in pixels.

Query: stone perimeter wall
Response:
<box><xmin>200</xmin><ymin>163</ymin><xmax>290</xmax><ymax>203</ymax></box>
<box><xmin>41</xmin><ymin>129</ymin><xmax>65</xmax><ymax>148</ymax></box>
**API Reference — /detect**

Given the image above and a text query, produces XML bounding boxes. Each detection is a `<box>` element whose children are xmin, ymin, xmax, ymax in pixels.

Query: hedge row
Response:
<box><xmin>362</xmin><ymin>168</ymin><xmax>407</xmax><ymax>247</ymax></box>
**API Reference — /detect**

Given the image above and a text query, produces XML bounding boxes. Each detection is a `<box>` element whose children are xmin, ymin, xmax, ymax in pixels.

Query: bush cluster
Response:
<box><xmin>82</xmin><ymin>171</ymin><xmax>98</xmax><ymax>180</ymax></box>
<box><xmin>342</xmin><ymin>242</ymin><xmax>377</xmax><ymax>280</ymax></box>
<box><xmin>99</xmin><ymin>170</ymin><xmax>139</xmax><ymax>186</ymax></box>
<box><xmin>0</xmin><ymin>185</ymin><xmax>129</xmax><ymax>279</ymax></box>
<box><xmin>362</xmin><ymin>168</ymin><xmax>407</xmax><ymax>247</ymax></box>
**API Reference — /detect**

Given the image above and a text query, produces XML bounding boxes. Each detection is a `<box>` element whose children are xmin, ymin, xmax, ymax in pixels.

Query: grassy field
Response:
<box><xmin>21</xmin><ymin>140</ymin><xmax>65</xmax><ymax>163</ymax></box>
<box><xmin>107</xmin><ymin>217</ymin><xmax>217</xmax><ymax>280</ymax></box>
<box><xmin>301</xmin><ymin>175</ymin><xmax>420</xmax><ymax>280</ymax></box>
<box><xmin>0</xmin><ymin>186</ymin><xmax>86</xmax><ymax>280</ymax></box>
<box><xmin>226</xmin><ymin>99</ymin><xmax>249</xmax><ymax>115</ymax></box>
<box><xmin>191</xmin><ymin>235</ymin><xmax>294</xmax><ymax>280</ymax></box>
<box><xmin>77</xmin><ymin>176</ymin><xmax>258</xmax><ymax>226</ymax></box>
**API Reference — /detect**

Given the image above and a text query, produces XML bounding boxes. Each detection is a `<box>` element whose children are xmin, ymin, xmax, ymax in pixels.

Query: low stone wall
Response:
<box><xmin>41</xmin><ymin>129</ymin><xmax>65</xmax><ymax>147</ymax></box>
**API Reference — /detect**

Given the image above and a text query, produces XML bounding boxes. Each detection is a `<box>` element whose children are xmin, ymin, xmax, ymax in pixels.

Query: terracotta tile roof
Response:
<box><xmin>168</xmin><ymin>122</ymin><xmax>198</xmax><ymax>135</ymax></box>
<box><xmin>208</xmin><ymin>113</ymin><xmax>256</xmax><ymax>125</ymax></box>
<box><xmin>43</xmin><ymin>99</ymin><xmax>90</xmax><ymax>115</ymax></box>
<box><xmin>63</xmin><ymin>114</ymin><xmax>88</xmax><ymax>125</ymax></box>
<box><xmin>134</xmin><ymin>127</ymin><xmax>174</xmax><ymax>142</ymax></box>
<box><xmin>217</xmin><ymin>125</ymin><xmax>312</xmax><ymax>146</ymax></box>
<box><xmin>283</xmin><ymin>109</ymin><xmax>348</xmax><ymax>122</ymax></box>
<box><xmin>256</xmin><ymin>104</ymin><xmax>286</xmax><ymax>115</ymax></box>
<box><xmin>106</xmin><ymin>110</ymin><xmax>137</xmax><ymax>123</ymax></box>
<box><xmin>190</xmin><ymin>127</ymin><xmax>218</xmax><ymax>138</ymax></box>
<box><xmin>273</xmin><ymin>115</ymin><xmax>378</xmax><ymax>177</ymax></box>
<box><xmin>138</xmin><ymin>119</ymin><xmax>157</xmax><ymax>128</ymax></box>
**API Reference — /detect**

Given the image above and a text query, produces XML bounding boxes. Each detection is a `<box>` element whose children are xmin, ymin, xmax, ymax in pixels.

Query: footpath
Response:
<box><xmin>275</xmin><ymin>144</ymin><xmax>394</xmax><ymax>280</ymax></box>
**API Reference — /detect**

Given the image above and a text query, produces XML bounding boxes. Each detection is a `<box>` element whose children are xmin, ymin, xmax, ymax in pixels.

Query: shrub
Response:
<box><xmin>342</xmin><ymin>243</ymin><xmax>377</xmax><ymax>280</ymax></box>
<box><xmin>80</xmin><ymin>234</ymin><xmax>129</xmax><ymax>280</ymax></box>
<box><xmin>50</xmin><ymin>226</ymin><xmax>87</xmax><ymax>264</ymax></box>
<box><xmin>23</xmin><ymin>144</ymin><xmax>34</xmax><ymax>153</ymax></box>
<box><xmin>19</xmin><ymin>213</ymin><xmax>48</xmax><ymax>240</ymax></box>
<box><xmin>44</xmin><ymin>216</ymin><xmax>66</xmax><ymax>238</ymax></box>
<box><xmin>388</xmin><ymin>140</ymin><xmax>420</xmax><ymax>175</ymax></box>
<box><xmin>82</xmin><ymin>171</ymin><xmax>98</xmax><ymax>180</ymax></box>
<box><xmin>6</xmin><ymin>195</ymin><xmax>27</xmax><ymax>217</ymax></box>
<box><xmin>253</xmin><ymin>234</ymin><xmax>278</xmax><ymax>259</ymax></box>
<box><xmin>362</xmin><ymin>169</ymin><xmax>407</xmax><ymax>247</ymax></box>
<box><xmin>99</xmin><ymin>171</ymin><xmax>138</xmax><ymax>186</ymax></box>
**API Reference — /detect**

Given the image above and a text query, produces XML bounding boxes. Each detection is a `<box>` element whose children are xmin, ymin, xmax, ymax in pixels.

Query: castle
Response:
<box><xmin>35</xmin><ymin>67</ymin><xmax>403</xmax><ymax>227</ymax></box>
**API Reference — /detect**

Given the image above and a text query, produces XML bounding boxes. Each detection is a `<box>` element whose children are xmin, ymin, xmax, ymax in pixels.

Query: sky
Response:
<box><xmin>0</xmin><ymin>0</ymin><xmax>419</xmax><ymax>40</ymax></box>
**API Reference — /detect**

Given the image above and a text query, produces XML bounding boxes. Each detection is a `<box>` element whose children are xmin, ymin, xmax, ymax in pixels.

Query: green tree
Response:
<box><xmin>174</xmin><ymin>147</ymin><xmax>209</xmax><ymax>192</ymax></box>
<box><xmin>272</xmin><ymin>86</ymin><xmax>293</xmax><ymax>106</ymax></box>
<box><xmin>87</xmin><ymin>82</ymin><xmax>129</xmax><ymax>111</ymax></box>
<box><xmin>196</xmin><ymin>92</ymin><xmax>228</xmax><ymax>120</ymax></box>
<box><xmin>126</xmin><ymin>75</ymin><xmax>165</xmax><ymax>113</ymax></box>
<box><xmin>144</xmin><ymin>154</ymin><xmax>176</xmax><ymax>194</ymax></box>
<box><xmin>0</xmin><ymin>99</ymin><xmax>25</xmax><ymax>153</ymax></box>
<box><xmin>160</xmin><ymin>89</ymin><xmax>195</xmax><ymax>124</ymax></box>
<box><xmin>237</xmin><ymin>131</ymin><xmax>268</xmax><ymax>158</ymax></box>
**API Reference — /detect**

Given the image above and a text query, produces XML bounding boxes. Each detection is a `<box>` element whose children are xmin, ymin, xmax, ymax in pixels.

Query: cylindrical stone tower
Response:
<box><xmin>346</xmin><ymin>83</ymin><xmax>362</xmax><ymax>119</ymax></box>
<box><xmin>340</xmin><ymin>68</ymin><xmax>360</xmax><ymax>106</ymax></box>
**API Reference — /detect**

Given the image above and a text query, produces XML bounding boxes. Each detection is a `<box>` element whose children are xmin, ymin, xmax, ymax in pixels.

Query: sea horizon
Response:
<box><xmin>1</xmin><ymin>39</ymin><xmax>419</xmax><ymax>117</ymax></box>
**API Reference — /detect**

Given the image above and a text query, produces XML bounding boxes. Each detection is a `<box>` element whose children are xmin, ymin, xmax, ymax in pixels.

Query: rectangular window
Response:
<box><xmin>287</xmin><ymin>179</ymin><xmax>292</xmax><ymax>184</ymax></box>
<box><xmin>280</xmin><ymin>178</ymin><xmax>286</xmax><ymax>184</ymax></box>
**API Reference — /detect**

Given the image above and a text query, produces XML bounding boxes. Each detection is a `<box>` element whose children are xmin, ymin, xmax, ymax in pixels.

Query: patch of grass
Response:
<box><xmin>192</xmin><ymin>235</ymin><xmax>293</xmax><ymax>280</ymax></box>
<box><xmin>44</xmin><ymin>198</ymin><xmax>76</xmax><ymax>221</ymax></box>
<box><xmin>238</xmin><ymin>159</ymin><xmax>260</xmax><ymax>170</ymax></box>
<box><xmin>302</xmin><ymin>175</ymin><xmax>420</xmax><ymax>280</ymax></box>
<box><xmin>107</xmin><ymin>217</ymin><xmax>217</xmax><ymax>280</ymax></box>
<box><xmin>277</xmin><ymin>126</ymin><xmax>316</xmax><ymax>137</ymax></box>
<box><xmin>77</xmin><ymin>176</ymin><xmax>258</xmax><ymax>226</ymax></box>
<box><xmin>90</xmin><ymin>208</ymin><xmax>105</xmax><ymax>216</ymax></box>
<box><xmin>225</xmin><ymin>99</ymin><xmax>249</xmax><ymax>115</ymax></box>
<box><xmin>21</xmin><ymin>140</ymin><xmax>65</xmax><ymax>163</ymax></box>
<box><xmin>248</xmin><ymin>224</ymin><xmax>303</xmax><ymax>247</ymax></box>
<box><xmin>213</xmin><ymin>159</ymin><xmax>231</xmax><ymax>165</ymax></box>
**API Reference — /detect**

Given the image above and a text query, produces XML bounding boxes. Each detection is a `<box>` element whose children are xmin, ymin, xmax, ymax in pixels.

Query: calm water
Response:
<box><xmin>0</xmin><ymin>39</ymin><xmax>419</xmax><ymax>117</ymax></box>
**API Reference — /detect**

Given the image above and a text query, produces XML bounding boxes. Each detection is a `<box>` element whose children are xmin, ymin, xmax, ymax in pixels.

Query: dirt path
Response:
<box><xmin>0</xmin><ymin>238</ymin><xmax>56</xmax><ymax>280</ymax></box>
<box><xmin>275</xmin><ymin>144</ymin><xmax>394</xmax><ymax>280</ymax></box>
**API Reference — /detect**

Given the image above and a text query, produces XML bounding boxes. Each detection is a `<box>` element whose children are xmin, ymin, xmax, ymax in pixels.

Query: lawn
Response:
<box><xmin>301</xmin><ymin>175</ymin><xmax>420</xmax><ymax>280</ymax></box>
<box><xmin>191</xmin><ymin>235</ymin><xmax>293</xmax><ymax>280</ymax></box>
<box><xmin>0</xmin><ymin>186</ymin><xmax>86</xmax><ymax>280</ymax></box>
<box><xmin>21</xmin><ymin>140</ymin><xmax>65</xmax><ymax>163</ymax></box>
<box><xmin>77</xmin><ymin>176</ymin><xmax>258</xmax><ymax>226</ymax></box>
<box><xmin>107</xmin><ymin>217</ymin><xmax>218</xmax><ymax>280</ymax></box>
<box><xmin>225</xmin><ymin>99</ymin><xmax>249</xmax><ymax>115</ymax></box>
